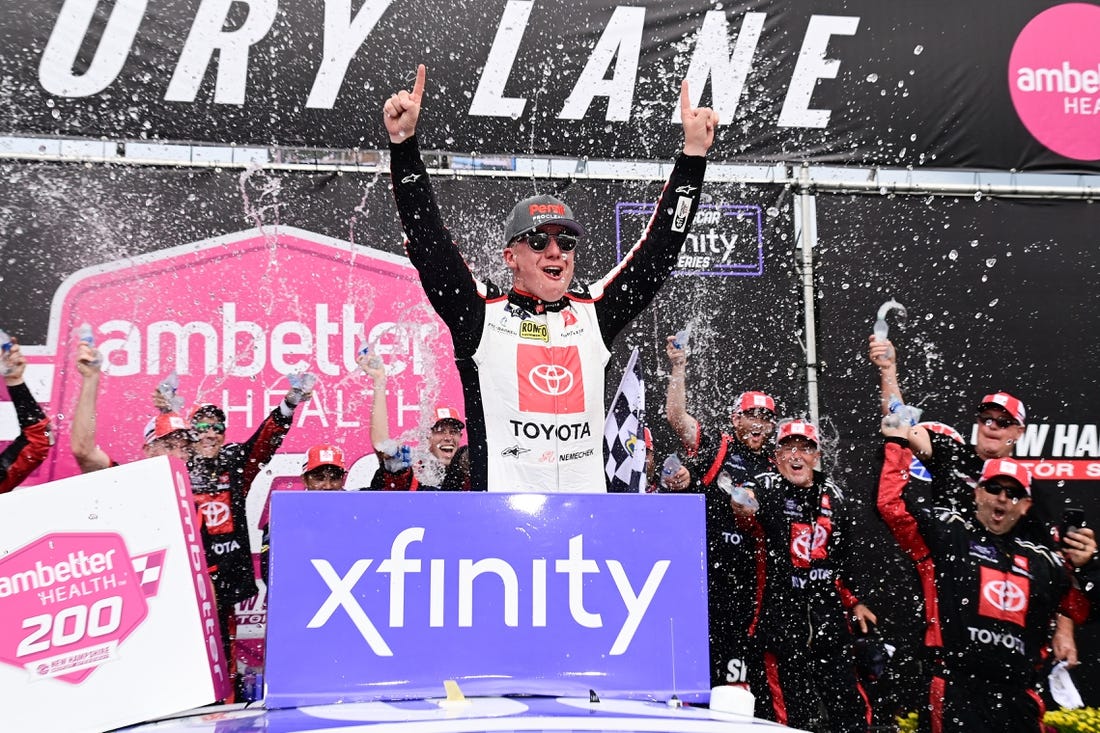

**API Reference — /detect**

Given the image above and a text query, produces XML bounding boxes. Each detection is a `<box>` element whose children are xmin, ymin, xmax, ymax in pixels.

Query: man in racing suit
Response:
<box><xmin>187</xmin><ymin>381</ymin><xmax>312</xmax><ymax>699</ymax></box>
<box><xmin>737</xmin><ymin>419</ymin><xmax>875</xmax><ymax>732</ymax></box>
<box><xmin>383</xmin><ymin>64</ymin><xmax>716</xmax><ymax>492</ymax></box>
<box><xmin>878</xmin><ymin>423</ymin><xmax>1097</xmax><ymax>733</ymax></box>
<box><xmin>662</xmin><ymin>333</ymin><xmax>776</xmax><ymax>687</ymax></box>
<box><xmin>0</xmin><ymin>340</ymin><xmax>51</xmax><ymax>493</ymax></box>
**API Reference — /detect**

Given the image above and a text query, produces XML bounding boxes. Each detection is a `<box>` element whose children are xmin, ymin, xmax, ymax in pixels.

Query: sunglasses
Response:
<box><xmin>191</xmin><ymin>421</ymin><xmax>226</xmax><ymax>433</ymax></box>
<box><xmin>981</xmin><ymin>481</ymin><xmax>1028</xmax><ymax>503</ymax></box>
<box><xmin>519</xmin><ymin>231</ymin><xmax>579</xmax><ymax>252</ymax></box>
<box><xmin>741</xmin><ymin>408</ymin><xmax>776</xmax><ymax>422</ymax></box>
<box><xmin>978</xmin><ymin>414</ymin><xmax>1018</xmax><ymax>429</ymax></box>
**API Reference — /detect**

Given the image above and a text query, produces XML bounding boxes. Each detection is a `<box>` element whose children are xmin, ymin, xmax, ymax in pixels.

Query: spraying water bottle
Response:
<box><xmin>883</xmin><ymin>396</ymin><xmax>923</xmax><ymax>429</ymax></box>
<box><xmin>872</xmin><ymin>299</ymin><xmax>906</xmax><ymax>342</ymax></box>
<box><xmin>661</xmin><ymin>454</ymin><xmax>682</xmax><ymax>487</ymax></box>
<box><xmin>717</xmin><ymin>469</ymin><xmax>759</xmax><ymax>512</ymax></box>
<box><xmin>672</xmin><ymin>326</ymin><xmax>691</xmax><ymax>352</ymax></box>
<box><xmin>286</xmin><ymin>372</ymin><xmax>318</xmax><ymax>406</ymax></box>
<box><xmin>157</xmin><ymin>371</ymin><xmax>184</xmax><ymax>413</ymax></box>
<box><xmin>0</xmin><ymin>329</ymin><xmax>12</xmax><ymax>376</ymax></box>
<box><xmin>76</xmin><ymin>322</ymin><xmax>101</xmax><ymax>367</ymax></box>
<box><xmin>358</xmin><ymin>340</ymin><xmax>383</xmax><ymax>370</ymax></box>
<box><xmin>383</xmin><ymin>443</ymin><xmax>413</xmax><ymax>473</ymax></box>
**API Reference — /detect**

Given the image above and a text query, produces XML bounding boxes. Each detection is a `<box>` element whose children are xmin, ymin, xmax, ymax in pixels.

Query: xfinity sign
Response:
<box><xmin>265</xmin><ymin>493</ymin><xmax>708</xmax><ymax>706</ymax></box>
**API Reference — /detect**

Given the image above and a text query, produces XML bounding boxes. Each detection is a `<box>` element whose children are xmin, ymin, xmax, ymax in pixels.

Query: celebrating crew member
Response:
<box><xmin>0</xmin><ymin>339</ymin><xmax>52</xmax><ymax>492</ymax></box>
<box><xmin>187</xmin><ymin>374</ymin><xmax>314</xmax><ymax>701</ymax></box>
<box><xmin>362</xmin><ymin>346</ymin><xmax>470</xmax><ymax>491</ymax></box>
<box><xmin>663</xmin><ymin>333</ymin><xmax>776</xmax><ymax>687</ymax></box>
<box><xmin>737</xmin><ymin>419</ymin><xmax>875</xmax><ymax>732</ymax></box>
<box><xmin>384</xmin><ymin>64</ymin><xmax>716</xmax><ymax>492</ymax></box>
<box><xmin>878</xmin><ymin>422</ymin><xmax>1098</xmax><ymax>733</ymax></box>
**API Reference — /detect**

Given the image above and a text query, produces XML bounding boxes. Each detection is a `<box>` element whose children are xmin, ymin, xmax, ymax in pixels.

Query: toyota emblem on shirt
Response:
<box><xmin>528</xmin><ymin>363</ymin><xmax>575</xmax><ymax>396</ymax></box>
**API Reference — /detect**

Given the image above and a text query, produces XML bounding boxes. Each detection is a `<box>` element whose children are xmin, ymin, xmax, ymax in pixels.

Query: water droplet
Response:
<box><xmin>973</xmin><ymin>191</ymin><xmax>983</xmax><ymax>201</ymax></box>
<box><xmin>913</xmin><ymin>45</ymin><xmax>924</xmax><ymax>55</ymax></box>
<box><xmin>948</xmin><ymin>250</ymin><xmax>959</xmax><ymax>260</ymax></box>
<box><xmin>765</xmin><ymin>206</ymin><xmax>779</xmax><ymax>218</ymax></box>
<box><xmin>88</xmin><ymin>513</ymin><xmax>98</xmax><ymax>520</ymax></box>
<box><xmin>865</xmin><ymin>73</ymin><xmax>879</xmax><ymax>83</ymax></box>
<box><xmin>985</xmin><ymin>258</ymin><xmax>997</xmax><ymax>268</ymax></box>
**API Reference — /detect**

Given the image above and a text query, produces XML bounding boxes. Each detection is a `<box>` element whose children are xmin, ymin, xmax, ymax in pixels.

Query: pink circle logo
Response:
<box><xmin>1009</xmin><ymin>4</ymin><xmax>1100</xmax><ymax>160</ymax></box>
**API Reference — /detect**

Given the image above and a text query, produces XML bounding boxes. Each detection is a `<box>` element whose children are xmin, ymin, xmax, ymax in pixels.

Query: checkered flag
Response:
<box><xmin>131</xmin><ymin>549</ymin><xmax>168</xmax><ymax>597</ymax></box>
<box><xmin>604</xmin><ymin>347</ymin><xmax>646</xmax><ymax>493</ymax></box>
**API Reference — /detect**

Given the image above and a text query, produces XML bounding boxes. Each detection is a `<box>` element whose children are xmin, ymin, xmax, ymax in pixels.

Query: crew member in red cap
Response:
<box><xmin>0</xmin><ymin>338</ymin><xmax>52</xmax><ymax>493</ymax></box>
<box><xmin>361</xmin><ymin>353</ymin><xmax>470</xmax><ymax>491</ymax></box>
<box><xmin>384</xmin><ymin>64</ymin><xmax>716</xmax><ymax>492</ymax></box>
<box><xmin>259</xmin><ymin>443</ymin><xmax>348</xmax><ymax>582</ymax></box>
<box><xmin>735</xmin><ymin>418</ymin><xmax>875</xmax><ymax>732</ymax></box>
<box><xmin>868</xmin><ymin>335</ymin><xmax>1079</xmax><ymax>676</ymax></box>
<box><xmin>662</xmin><ymin>333</ymin><xmax>777</xmax><ymax>686</ymax></box>
<box><xmin>879</xmin><ymin>421</ymin><xmax>1098</xmax><ymax>733</ymax></box>
<box><xmin>141</xmin><ymin>412</ymin><xmax>192</xmax><ymax>461</ymax></box>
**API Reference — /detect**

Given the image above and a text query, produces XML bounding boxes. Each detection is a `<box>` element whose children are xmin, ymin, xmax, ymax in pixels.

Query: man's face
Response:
<box><xmin>775</xmin><ymin>437</ymin><xmax>819</xmax><ymax>488</ymax></box>
<box><xmin>503</xmin><ymin>224</ymin><xmax>577</xmax><ymax>303</ymax></box>
<box><xmin>191</xmin><ymin>414</ymin><xmax>226</xmax><ymax>458</ymax></box>
<box><xmin>428</xmin><ymin>422</ymin><xmax>463</xmax><ymax>466</ymax></box>
<box><xmin>142</xmin><ymin>431</ymin><xmax>192</xmax><ymax>461</ymax></box>
<box><xmin>974</xmin><ymin>405</ymin><xmax>1024</xmax><ymax>460</ymax></box>
<box><xmin>732</xmin><ymin>408</ymin><xmax>776</xmax><ymax>453</ymax></box>
<box><xmin>303</xmin><ymin>466</ymin><xmax>347</xmax><ymax>491</ymax></box>
<box><xmin>974</xmin><ymin>479</ymin><xmax>1031</xmax><ymax>535</ymax></box>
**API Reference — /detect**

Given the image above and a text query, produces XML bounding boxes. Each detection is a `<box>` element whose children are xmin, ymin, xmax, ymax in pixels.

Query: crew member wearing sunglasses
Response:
<box><xmin>186</xmin><ymin>375</ymin><xmax>316</xmax><ymax>701</ymax></box>
<box><xmin>879</xmin><ymin>426</ymin><xmax>1098</xmax><ymax>733</ymax></box>
<box><xmin>385</xmin><ymin>64</ymin><xmax>717</xmax><ymax>493</ymax></box>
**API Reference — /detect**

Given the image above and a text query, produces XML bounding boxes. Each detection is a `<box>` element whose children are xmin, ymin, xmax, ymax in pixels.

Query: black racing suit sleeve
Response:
<box><xmin>0</xmin><ymin>382</ymin><xmax>51</xmax><ymax>494</ymax></box>
<box><xmin>592</xmin><ymin>153</ymin><xmax>706</xmax><ymax>346</ymax></box>
<box><xmin>390</xmin><ymin>136</ymin><xmax>485</xmax><ymax>359</ymax></box>
<box><xmin>235</xmin><ymin>406</ymin><xmax>293</xmax><ymax>496</ymax></box>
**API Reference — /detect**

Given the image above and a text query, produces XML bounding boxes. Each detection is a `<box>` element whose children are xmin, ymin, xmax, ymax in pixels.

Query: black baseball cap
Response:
<box><xmin>503</xmin><ymin>194</ymin><xmax>586</xmax><ymax>243</ymax></box>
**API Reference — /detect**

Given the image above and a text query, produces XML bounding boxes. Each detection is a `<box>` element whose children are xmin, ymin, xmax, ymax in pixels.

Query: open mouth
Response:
<box><xmin>542</xmin><ymin>266</ymin><xmax>564</xmax><ymax>279</ymax></box>
<box><xmin>991</xmin><ymin>506</ymin><xmax>1007</xmax><ymax>522</ymax></box>
<box><xmin>437</xmin><ymin>444</ymin><xmax>456</xmax><ymax>456</ymax></box>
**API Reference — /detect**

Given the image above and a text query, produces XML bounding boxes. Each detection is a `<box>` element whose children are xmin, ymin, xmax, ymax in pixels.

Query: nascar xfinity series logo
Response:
<box><xmin>0</xmin><ymin>532</ymin><xmax>166</xmax><ymax>683</ymax></box>
<box><xmin>615</xmin><ymin>203</ymin><xmax>765</xmax><ymax>276</ymax></box>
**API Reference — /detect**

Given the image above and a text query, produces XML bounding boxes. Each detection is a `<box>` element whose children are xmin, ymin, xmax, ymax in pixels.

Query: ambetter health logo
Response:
<box><xmin>1009</xmin><ymin>3</ymin><xmax>1100</xmax><ymax>160</ymax></box>
<box><xmin>0</xmin><ymin>533</ymin><xmax>165</xmax><ymax>683</ymax></box>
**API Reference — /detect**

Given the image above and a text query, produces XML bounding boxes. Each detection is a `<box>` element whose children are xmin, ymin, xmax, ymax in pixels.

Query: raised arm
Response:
<box><xmin>70</xmin><ymin>341</ymin><xmax>112</xmax><ymax>473</ymax></box>
<box><xmin>868</xmin><ymin>333</ymin><xmax>932</xmax><ymax>459</ymax></box>
<box><xmin>664</xmin><ymin>334</ymin><xmax>699</xmax><ymax>449</ymax></box>
<box><xmin>0</xmin><ymin>343</ymin><xmax>51</xmax><ymax>492</ymax></box>
<box><xmin>359</xmin><ymin>354</ymin><xmax>392</xmax><ymax>452</ymax></box>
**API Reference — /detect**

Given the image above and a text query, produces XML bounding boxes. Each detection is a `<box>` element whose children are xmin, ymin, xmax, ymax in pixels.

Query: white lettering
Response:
<box><xmin>39</xmin><ymin>0</ymin><xmax>147</xmax><ymax>97</ymax></box>
<box><xmin>676</xmin><ymin>11</ymin><xmax>765</xmax><ymax>125</ymax></box>
<box><xmin>468</xmin><ymin>0</ymin><xmax>532</xmax><ymax>118</ymax></box>
<box><xmin>560</xmin><ymin>6</ymin><xmax>645</xmax><ymax>122</ymax></box>
<box><xmin>778</xmin><ymin>15</ymin><xmax>860</xmax><ymax>128</ymax></box>
<box><xmin>165</xmin><ymin>0</ymin><xmax>278</xmax><ymax>105</ymax></box>
<box><xmin>306</xmin><ymin>0</ymin><xmax>395</xmax><ymax>108</ymax></box>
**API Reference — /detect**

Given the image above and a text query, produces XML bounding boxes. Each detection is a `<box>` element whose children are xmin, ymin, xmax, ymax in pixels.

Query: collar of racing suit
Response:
<box><xmin>508</xmin><ymin>288</ymin><xmax>570</xmax><ymax>313</ymax></box>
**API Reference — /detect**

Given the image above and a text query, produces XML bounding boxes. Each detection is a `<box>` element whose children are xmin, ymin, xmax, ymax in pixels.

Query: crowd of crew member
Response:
<box><xmin>2</xmin><ymin>324</ymin><xmax>1098</xmax><ymax>732</ymax></box>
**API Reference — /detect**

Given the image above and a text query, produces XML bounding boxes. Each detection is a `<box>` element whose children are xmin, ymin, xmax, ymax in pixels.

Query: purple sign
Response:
<box><xmin>265</xmin><ymin>493</ymin><xmax>708</xmax><ymax>707</ymax></box>
<box><xmin>615</xmin><ymin>203</ymin><xmax>764</xmax><ymax>277</ymax></box>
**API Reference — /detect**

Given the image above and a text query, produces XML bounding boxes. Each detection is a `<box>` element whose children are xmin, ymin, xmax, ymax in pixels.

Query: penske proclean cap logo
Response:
<box><xmin>1009</xmin><ymin>3</ymin><xmax>1100</xmax><ymax>161</ymax></box>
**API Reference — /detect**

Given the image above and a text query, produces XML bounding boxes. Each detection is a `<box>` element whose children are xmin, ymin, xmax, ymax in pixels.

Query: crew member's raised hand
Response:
<box><xmin>4</xmin><ymin>342</ymin><xmax>26</xmax><ymax>386</ymax></box>
<box><xmin>680</xmin><ymin>80</ymin><xmax>718</xmax><ymax>157</ymax></box>
<box><xmin>75</xmin><ymin>341</ymin><xmax>102</xmax><ymax>379</ymax></box>
<box><xmin>665</xmin><ymin>334</ymin><xmax>688</xmax><ymax>369</ymax></box>
<box><xmin>868</xmin><ymin>334</ymin><xmax>897</xmax><ymax>369</ymax></box>
<box><xmin>384</xmin><ymin>64</ymin><xmax>427</xmax><ymax>144</ymax></box>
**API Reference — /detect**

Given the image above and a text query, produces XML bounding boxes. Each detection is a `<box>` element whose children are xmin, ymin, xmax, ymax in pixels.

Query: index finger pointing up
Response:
<box><xmin>411</xmin><ymin>64</ymin><xmax>426</xmax><ymax>103</ymax></box>
<box><xmin>680</xmin><ymin>79</ymin><xmax>691</xmax><ymax>118</ymax></box>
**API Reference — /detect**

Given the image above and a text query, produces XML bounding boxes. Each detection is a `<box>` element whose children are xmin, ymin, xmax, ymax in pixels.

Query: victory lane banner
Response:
<box><xmin>265</xmin><ymin>492</ymin><xmax>709</xmax><ymax>706</ymax></box>
<box><xmin>1</xmin><ymin>1</ymin><xmax>1097</xmax><ymax>169</ymax></box>
<box><xmin>0</xmin><ymin>456</ymin><xmax>228</xmax><ymax>733</ymax></box>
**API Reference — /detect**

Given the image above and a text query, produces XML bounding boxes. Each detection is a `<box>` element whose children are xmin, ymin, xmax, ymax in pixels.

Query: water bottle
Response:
<box><xmin>77</xmin><ymin>322</ymin><xmax>101</xmax><ymax>367</ymax></box>
<box><xmin>156</xmin><ymin>371</ymin><xmax>184</xmax><ymax>413</ymax></box>
<box><xmin>673</xmin><ymin>327</ymin><xmax>691</xmax><ymax>351</ymax></box>
<box><xmin>873</xmin><ymin>299</ymin><xmax>906</xmax><ymax>342</ymax></box>
<box><xmin>383</xmin><ymin>443</ymin><xmax>413</xmax><ymax>473</ymax></box>
<box><xmin>286</xmin><ymin>372</ymin><xmax>317</xmax><ymax>406</ymax></box>
<box><xmin>0</xmin><ymin>329</ymin><xmax>12</xmax><ymax>376</ymax></box>
<box><xmin>884</xmin><ymin>396</ymin><xmax>923</xmax><ymax>428</ymax></box>
<box><xmin>716</xmin><ymin>470</ymin><xmax>759</xmax><ymax>511</ymax></box>
<box><xmin>661</xmin><ymin>454</ymin><xmax>682</xmax><ymax>487</ymax></box>
<box><xmin>358</xmin><ymin>341</ymin><xmax>383</xmax><ymax>370</ymax></box>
